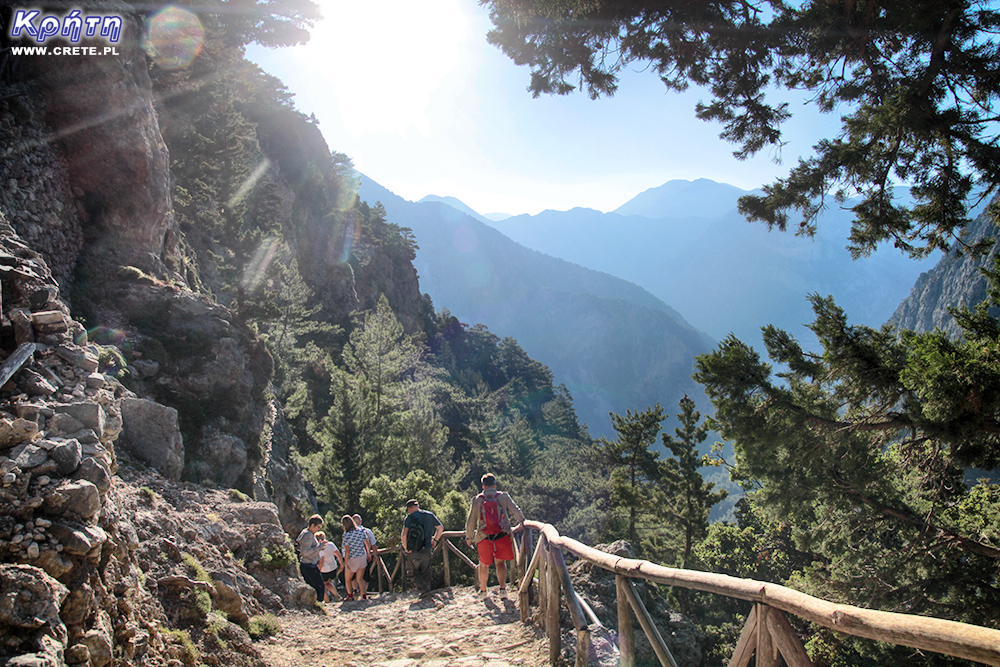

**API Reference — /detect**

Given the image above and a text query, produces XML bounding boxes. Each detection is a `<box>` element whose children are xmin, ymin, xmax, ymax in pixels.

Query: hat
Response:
<box><xmin>405</xmin><ymin>499</ymin><xmax>419</xmax><ymax>508</ymax></box>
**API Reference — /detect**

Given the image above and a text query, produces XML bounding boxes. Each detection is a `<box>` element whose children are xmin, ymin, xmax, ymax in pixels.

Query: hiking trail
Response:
<box><xmin>258</xmin><ymin>586</ymin><xmax>549</xmax><ymax>667</ymax></box>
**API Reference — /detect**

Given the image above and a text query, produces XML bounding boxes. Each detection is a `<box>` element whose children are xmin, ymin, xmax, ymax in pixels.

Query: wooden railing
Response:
<box><xmin>370</xmin><ymin>530</ymin><xmax>520</xmax><ymax>594</ymax></box>
<box><xmin>363</xmin><ymin>522</ymin><xmax>1000</xmax><ymax>666</ymax></box>
<box><xmin>515</xmin><ymin>520</ymin><xmax>1000</xmax><ymax>667</ymax></box>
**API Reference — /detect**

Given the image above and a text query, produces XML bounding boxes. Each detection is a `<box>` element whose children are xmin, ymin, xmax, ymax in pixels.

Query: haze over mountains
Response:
<box><xmin>486</xmin><ymin>179</ymin><xmax>938</xmax><ymax>348</ymax></box>
<box><xmin>362</xmin><ymin>176</ymin><xmax>943</xmax><ymax>440</ymax></box>
<box><xmin>361</xmin><ymin>177</ymin><xmax>714</xmax><ymax>439</ymax></box>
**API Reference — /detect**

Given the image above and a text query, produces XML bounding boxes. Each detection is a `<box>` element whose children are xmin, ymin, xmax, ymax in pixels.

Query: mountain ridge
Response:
<box><xmin>361</xmin><ymin>175</ymin><xmax>715</xmax><ymax>438</ymax></box>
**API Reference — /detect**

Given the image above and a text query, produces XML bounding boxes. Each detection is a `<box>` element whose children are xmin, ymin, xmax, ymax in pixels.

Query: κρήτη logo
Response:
<box><xmin>9</xmin><ymin>8</ymin><xmax>123</xmax><ymax>44</ymax></box>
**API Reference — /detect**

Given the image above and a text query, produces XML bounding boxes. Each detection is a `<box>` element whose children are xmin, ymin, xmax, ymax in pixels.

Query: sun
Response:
<box><xmin>299</xmin><ymin>0</ymin><xmax>470</xmax><ymax>137</ymax></box>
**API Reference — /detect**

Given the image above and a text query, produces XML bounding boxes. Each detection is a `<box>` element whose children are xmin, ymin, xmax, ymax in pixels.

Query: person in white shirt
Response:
<box><xmin>316</xmin><ymin>531</ymin><xmax>344</xmax><ymax>602</ymax></box>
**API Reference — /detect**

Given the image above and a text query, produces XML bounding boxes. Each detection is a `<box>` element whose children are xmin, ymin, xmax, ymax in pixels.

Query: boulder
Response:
<box><xmin>0</xmin><ymin>417</ymin><xmax>40</xmax><ymax>448</ymax></box>
<box><xmin>0</xmin><ymin>564</ymin><xmax>69</xmax><ymax>657</ymax></box>
<box><xmin>44</xmin><ymin>480</ymin><xmax>101</xmax><ymax>520</ymax></box>
<box><xmin>80</xmin><ymin>610</ymin><xmax>113</xmax><ymax>667</ymax></box>
<box><xmin>223</xmin><ymin>502</ymin><xmax>281</xmax><ymax>527</ymax></box>
<box><xmin>187</xmin><ymin>431</ymin><xmax>246</xmax><ymax>488</ymax></box>
<box><xmin>54</xmin><ymin>402</ymin><xmax>105</xmax><ymax>438</ymax></box>
<box><xmin>210</xmin><ymin>572</ymin><xmax>250</xmax><ymax>627</ymax></box>
<box><xmin>74</xmin><ymin>457</ymin><xmax>111</xmax><ymax>493</ymax></box>
<box><xmin>120</xmin><ymin>398</ymin><xmax>183</xmax><ymax>480</ymax></box>
<box><xmin>48</xmin><ymin>522</ymin><xmax>107</xmax><ymax>556</ymax></box>
<box><xmin>50</xmin><ymin>439</ymin><xmax>82</xmax><ymax>476</ymax></box>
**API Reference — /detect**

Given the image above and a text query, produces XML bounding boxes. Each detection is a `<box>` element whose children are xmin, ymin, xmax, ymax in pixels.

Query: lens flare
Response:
<box><xmin>87</xmin><ymin>326</ymin><xmax>128</xmax><ymax>346</ymax></box>
<box><xmin>143</xmin><ymin>6</ymin><xmax>204</xmax><ymax>70</ymax></box>
<box><xmin>242</xmin><ymin>237</ymin><xmax>280</xmax><ymax>293</ymax></box>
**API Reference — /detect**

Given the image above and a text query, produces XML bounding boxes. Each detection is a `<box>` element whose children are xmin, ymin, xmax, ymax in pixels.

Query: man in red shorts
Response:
<box><xmin>465</xmin><ymin>473</ymin><xmax>525</xmax><ymax>596</ymax></box>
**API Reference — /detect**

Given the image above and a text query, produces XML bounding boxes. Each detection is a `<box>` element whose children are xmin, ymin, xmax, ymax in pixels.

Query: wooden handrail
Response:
<box><xmin>521</xmin><ymin>519</ymin><xmax>1000</xmax><ymax>667</ymax></box>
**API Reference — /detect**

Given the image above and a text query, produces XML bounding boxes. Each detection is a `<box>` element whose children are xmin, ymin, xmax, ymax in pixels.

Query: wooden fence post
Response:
<box><xmin>546</xmin><ymin>545</ymin><xmax>562</xmax><ymax>666</ymax></box>
<box><xmin>443</xmin><ymin>537</ymin><xmax>451</xmax><ymax>587</ymax></box>
<box><xmin>621</xmin><ymin>577</ymin><xmax>679</xmax><ymax>667</ymax></box>
<box><xmin>729</xmin><ymin>605</ymin><xmax>758</xmax><ymax>667</ymax></box>
<box><xmin>520</xmin><ymin>534</ymin><xmax>545</xmax><ymax>623</ymax></box>
<box><xmin>757</xmin><ymin>605</ymin><xmax>777</xmax><ymax>667</ymax></box>
<box><xmin>617</xmin><ymin>575</ymin><xmax>635</xmax><ymax>667</ymax></box>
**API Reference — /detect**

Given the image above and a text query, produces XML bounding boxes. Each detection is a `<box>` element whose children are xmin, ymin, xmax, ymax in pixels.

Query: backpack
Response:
<box><xmin>406</xmin><ymin>520</ymin><xmax>425</xmax><ymax>551</ymax></box>
<box><xmin>480</xmin><ymin>493</ymin><xmax>504</xmax><ymax>535</ymax></box>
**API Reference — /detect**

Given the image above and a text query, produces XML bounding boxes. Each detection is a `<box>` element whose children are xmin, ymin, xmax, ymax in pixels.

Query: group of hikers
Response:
<box><xmin>295</xmin><ymin>473</ymin><xmax>525</xmax><ymax>602</ymax></box>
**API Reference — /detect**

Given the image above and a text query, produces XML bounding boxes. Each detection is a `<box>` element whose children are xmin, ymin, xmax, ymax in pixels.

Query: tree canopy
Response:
<box><xmin>481</xmin><ymin>0</ymin><xmax>1000</xmax><ymax>257</ymax></box>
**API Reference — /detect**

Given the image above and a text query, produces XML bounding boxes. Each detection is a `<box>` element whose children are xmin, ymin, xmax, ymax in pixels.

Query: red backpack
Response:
<box><xmin>479</xmin><ymin>493</ymin><xmax>504</xmax><ymax>535</ymax></box>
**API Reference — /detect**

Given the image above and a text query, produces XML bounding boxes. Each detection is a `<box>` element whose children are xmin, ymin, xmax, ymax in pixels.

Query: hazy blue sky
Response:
<box><xmin>248</xmin><ymin>0</ymin><xmax>844</xmax><ymax>216</ymax></box>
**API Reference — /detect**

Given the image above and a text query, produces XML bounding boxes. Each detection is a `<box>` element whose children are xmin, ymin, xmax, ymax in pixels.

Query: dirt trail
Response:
<box><xmin>258</xmin><ymin>586</ymin><xmax>550</xmax><ymax>667</ymax></box>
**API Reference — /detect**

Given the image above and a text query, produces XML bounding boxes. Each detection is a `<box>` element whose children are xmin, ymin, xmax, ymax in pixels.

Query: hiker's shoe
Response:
<box><xmin>497</xmin><ymin>587</ymin><xmax>507</xmax><ymax>597</ymax></box>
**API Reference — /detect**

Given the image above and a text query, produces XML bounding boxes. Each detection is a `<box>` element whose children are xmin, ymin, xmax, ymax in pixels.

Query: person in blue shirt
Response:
<box><xmin>401</xmin><ymin>499</ymin><xmax>443</xmax><ymax>597</ymax></box>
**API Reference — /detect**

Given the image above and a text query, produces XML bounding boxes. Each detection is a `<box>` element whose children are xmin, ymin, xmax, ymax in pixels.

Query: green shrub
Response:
<box><xmin>260</xmin><ymin>544</ymin><xmax>295</xmax><ymax>570</ymax></box>
<box><xmin>247</xmin><ymin>614</ymin><xmax>282</xmax><ymax>640</ymax></box>
<box><xmin>181</xmin><ymin>553</ymin><xmax>210</xmax><ymax>582</ymax></box>
<box><xmin>162</xmin><ymin>628</ymin><xmax>199</xmax><ymax>666</ymax></box>
<box><xmin>206</xmin><ymin>611</ymin><xmax>228</xmax><ymax>637</ymax></box>
<box><xmin>228</xmin><ymin>488</ymin><xmax>250</xmax><ymax>502</ymax></box>
<box><xmin>193</xmin><ymin>589</ymin><xmax>212</xmax><ymax>618</ymax></box>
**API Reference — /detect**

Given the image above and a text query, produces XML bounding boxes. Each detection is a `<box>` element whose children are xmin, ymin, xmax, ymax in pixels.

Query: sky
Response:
<box><xmin>247</xmin><ymin>0</ymin><xmax>844</xmax><ymax>217</ymax></box>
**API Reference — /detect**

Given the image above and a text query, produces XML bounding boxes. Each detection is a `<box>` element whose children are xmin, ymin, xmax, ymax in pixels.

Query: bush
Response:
<box><xmin>182</xmin><ymin>553</ymin><xmax>210</xmax><ymax>582</ymax></box>
<box><xmin>162</xmin><ymin>628</ymin><xmax>199</xmax><ymax>666</ymax></box>
<box><xmin>247</xmin><ymin>614</ymin><xmax>282</xmax><ymax>640</ymax></box>
<box><xmin>261</xmin><ymin>543</ymin><xmax>295</xmax><ymax>570</ymax></box>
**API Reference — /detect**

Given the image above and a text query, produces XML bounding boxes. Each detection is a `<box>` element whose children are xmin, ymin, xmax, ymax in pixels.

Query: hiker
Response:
<box><xmin>342</xmin><ymin>515</ymin><xmax>371</xmax><ymax>600</ymax></box>
<box><xmin>465</xmin><ymin>473</ymin><xmax>525</xmax><ymax>596</ymax></box>
<box><xmin>353</xmin><ymin>513</ymin><xmax>378</xmax><ymax>591</ymax></box>
<box><xmin>401</xmin><ymin>499</ymin><xmax>444</xmax><ymax>597</ymax></box>
<box><xmin>316</xmin><ymin>531</ymin><xmax>344</xmax><ymax>602</ymax></box>
<box><xmin>296</xmin><ymin>514</ymin><xmax>326</xmax><ymax>602</ymax></box>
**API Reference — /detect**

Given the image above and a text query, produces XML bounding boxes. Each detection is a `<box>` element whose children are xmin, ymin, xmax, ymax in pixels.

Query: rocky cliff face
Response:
<box><xmin>0</xmin><ymin>2</ymin><xmax>323</xmax><ymax>525</ymax></box>
<box><xmin>0</xmin><ymin>213</ymin><xmax>317</xmax><ymax>667</ymax></box>
<box><xmin>889</xmin><ymin>202</ymin><xmax>1000</xmax><ymax>337</ymax></box>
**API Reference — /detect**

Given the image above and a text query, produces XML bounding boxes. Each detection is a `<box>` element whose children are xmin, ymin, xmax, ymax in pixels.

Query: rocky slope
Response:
<box><xmin>0</xmin><ymin>212</ymin><xmax>321</xmax><ymax>666</ymax></box>
<box><xmin>890</xmin><ymin>201</ymin><xmax>1000</xmax><ymax>337</ymax></box>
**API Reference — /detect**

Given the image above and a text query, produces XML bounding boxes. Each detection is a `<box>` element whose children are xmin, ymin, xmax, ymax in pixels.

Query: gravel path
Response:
<box><xmin>258</xmin><ymin>586</ymin><xmax>550</xmax><ymax>667</ymax></box>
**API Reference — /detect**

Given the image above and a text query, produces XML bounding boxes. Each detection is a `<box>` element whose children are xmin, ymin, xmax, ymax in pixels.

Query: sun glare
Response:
<box><xmin>301</xmin><ymin>0</ymin><xmax>468</xmax><ymax>137</ymax></box>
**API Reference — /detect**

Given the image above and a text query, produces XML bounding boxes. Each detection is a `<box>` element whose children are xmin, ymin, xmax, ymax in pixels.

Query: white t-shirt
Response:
<box><xmin>319</xmin><ymin>542</ymin><xmax>341</xmax><ymax>573</ymax></box>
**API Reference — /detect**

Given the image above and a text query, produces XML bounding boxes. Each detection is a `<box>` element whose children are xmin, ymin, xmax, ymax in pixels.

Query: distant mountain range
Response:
<box><xmin>486</xmin><ymin>179</ymin><xmax>939</xmax><ymax>348</ymax></box>
<box><xmin>362</xmin><ymin>177</ymin><xmax>715</xmax><ymax>439</ymax></box>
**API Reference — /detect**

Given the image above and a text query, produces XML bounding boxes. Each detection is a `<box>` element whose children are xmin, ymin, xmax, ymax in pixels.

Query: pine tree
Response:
<box><xmin>598</xmin><ymin>404</ymin><xmax>665</xmax><ymax>550</ymax></box>
<box><xmin>659</xmin><ymin>396</ymin><xmax>728</xmax><ymax>572</ymax></box>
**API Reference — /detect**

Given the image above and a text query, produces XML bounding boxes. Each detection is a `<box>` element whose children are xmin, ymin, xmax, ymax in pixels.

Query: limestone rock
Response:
<box><xmin>74</xmin><ymin>457</ymin><xmax>111</xmax><ymax>493</ymax></box>
<box><xmin>187</xmin><ymin>430</ymin><xmax>246</xmax><ymax>488</ymax></box>
<box><xmin>0</xmin><ymin>417</ymin><xmax>41</xmax><ymax>448</ymax></box>
<box><xmin>120</xmin><ymin>398</ymin><xmax>183</xmax><ymax>480</ymax></box>
<box><xmin>48</xmin><ymin>522</ymin><xmax>107</xmax><ymax>556</ymax></box>
<box><xmin>49</xmin><ymin>438</ymin><xmax>81</xmax><ymax>476</ymax></box>
<box><xmin>54</xmin><ymin>402</ymin><xmax>105</xmax><ymax>438</ymax></box>
<box><xmin>44</xmin><ymin>480</ymin><xmax>101</xmax><ymax>520</ymax></box>
<box><xmin>211</xmin><ymin>572</ymin><xmax>250</xmax><ymax>627</ymax></box>
<box><xmin>223</xmin><ymin>502</ymin><xmax>281</xmax><ymax>528</ymax></box>
<box><xmin>80</xmin><ymin>610</ymin><xmax>113</xmax><ymax>667</ymax></box>
<box><xmin>0</xmin><ymin>564</ymin><xmax>69</xmax><ymax>656</ymax></box>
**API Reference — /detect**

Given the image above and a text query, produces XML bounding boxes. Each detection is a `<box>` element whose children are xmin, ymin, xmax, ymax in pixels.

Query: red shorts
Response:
<box><xmin>476</xmin><ymin>533</ymin><xmax>514</xmax><ymax>565</ymax></box>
